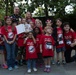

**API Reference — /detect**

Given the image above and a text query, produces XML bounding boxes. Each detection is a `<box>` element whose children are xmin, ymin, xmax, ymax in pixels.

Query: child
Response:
<box><xmin>29</xmin><ymin>21</ymin><xmax>35</xmax><ymax>30</ymax></box>
<box><xmin>63</xmin><ymin>22</ymin><xmax>76</xmax><ymax>63</ymax></box>
<box><xmin>2</xmin><ymin>16</ymin><xmax>18</xmax><ymax>71</ymax></box>
<box><xmin>35</xmin><ymin>19</ymin><xmax>43</xmax><ymax>33</ymax></box>
<box><xmin>33</xmin><ymin>27</ymin><xmax>43</xmax><ymax>67</ymax></box>
<box><xmin>44</xmin><ymin>19</ymin><xmax>53</xmax><ymax>34</ymax></box>
<box><xmin>46</xmin><ymin>19</ymin><xmax>56</xmax><ymax>65</ymax></box>
<box><xmin>16</xmin><ymin>18</ymin><xmax>26</xmax><ymax>65</ymax></box>
<box><xmin>0</xmin><ymin>20</ymin><xmax>8</xmax><ymax>69</ymax></box>
<box><xmin>24</xmin><ymin>32</ymin><xmax>37</xmax><ymax>73</ymax></box>
<box><xmin>54</xmin><ymin>18</ymin><xmax>66</xmax><ymax>65</ymax></box>
<box><xmin>40</xmin><ymin>27</ymin><xmax>54</xmax><ymax>72</ymax></box>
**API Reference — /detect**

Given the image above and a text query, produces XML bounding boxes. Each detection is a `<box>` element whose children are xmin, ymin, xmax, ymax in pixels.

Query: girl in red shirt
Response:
<box><xmin>40</xmin><ymin>27</ymin><xmax>55</xmax><ymax>72</ymax></box>
<box><xmin>2</xmin><ymin>17</ymin><xmax>18</xmax><ymax>71</ymax></box>
<box><xmin>55</xmin><ymin>18</ymin><xmax>66</xmax><ymax>65</ymax></box>
<box><xmin>33</xmin><ymin>27</ymin><xmax>43</xmax><ymax>67</ymax></box>
<box><xmin>63</xmin><ymin>22</ymin><xmax>76</xmax><ymax>63</ymax></box>
<box><xmin>24</xmin><ymin>32</ymin><xmax>37</xmax><ymax>73</ymax></box>
<box><xmin>35</xmin><ymin>19</ymin><xmax>43</xmax><ymax>34</ymax></box>
<box><xmin>0</xmin><ymin>20</ymin><xmax>8</xmax><ymax>69</ymax></box>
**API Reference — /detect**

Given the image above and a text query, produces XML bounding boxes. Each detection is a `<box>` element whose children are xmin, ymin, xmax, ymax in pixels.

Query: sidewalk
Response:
<box><xmin>0</xmin><ymin>62</ymin><xmax>76</xmax><ymax>75</ymax></box>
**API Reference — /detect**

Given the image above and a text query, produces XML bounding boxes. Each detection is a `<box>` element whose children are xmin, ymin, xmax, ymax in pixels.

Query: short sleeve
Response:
<box><xmin>39</xmin><ymin>35</ymin><xmax>43</xmax><ymax>44</ymax></box>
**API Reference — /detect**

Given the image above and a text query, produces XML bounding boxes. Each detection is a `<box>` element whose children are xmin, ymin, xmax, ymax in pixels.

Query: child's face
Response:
<box><xmin>56</xmin><ymin>20</ymin><xmax>62</xmax><ymax>27</ymax></box>
<box><xmin>12</xmin><ymin>23</ymin><xmax>17</xmax><ymax>26</ymax></box>
<box><xmin>46</xmin><ymin>21</ymin><xmax>52</xmax><ymax>26</ymax></box>
<box><xmin>28</xmin><ymin>32</ymin><xmax>33</xmax><ymax>38</ymax></box>
<box><xmin>46</xmin><ymin>28</ymin><xmax>52</xmax><ymax>34</ymax></box>
<box><xmin>36</xmin><ymin>21</ymin><xmax>41</xmax><ymax>27</ymax></box>
<box><xmin>64</xmin><ymin>25</ymin><xmax>70</xmax><ymax>32</ymax></box>
<box><xmin>22</xmin><ymin>18</ymin><xmax>26</xmax><ymax>24</ymax></box>
<box><xmin>35</xmin><ymin>28</ymin><xmax>39</xmax><ymax>33</ymax></box>
<box><xmin>30</xmin><ymin>22</ymin><xmax>34</xmax><ymax>28</ymax></box>
<box><xmin>6</xmin><ymin>18</ymin><xmax>12</xmax><ymax>25</ymax></box>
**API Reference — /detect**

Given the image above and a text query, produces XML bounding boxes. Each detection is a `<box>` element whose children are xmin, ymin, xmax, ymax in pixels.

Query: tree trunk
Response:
<box><xmin>44</xmin><ymin>3</ymin><xmax>48</xmax><ymax>17</ymax></box>
<box><xmin>10</xmin><ymin>1</ymin><xmax>14</xmax><ymax>14</ymax></box>
<box><xmin>6</xmin><ymin>0</ymin><xmax>8</xmax><ymax>16</ymax></box>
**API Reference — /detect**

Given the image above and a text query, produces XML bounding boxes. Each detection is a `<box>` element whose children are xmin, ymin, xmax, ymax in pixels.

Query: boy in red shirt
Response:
<box><xmin>24</xmin><ymin>32</ymin><xmax>37</xmax><ymax>73</ymax></box>
<box><xmin>40</xmin><ymin>27</ymin><xmax>54</xmax><ymax>72</ymax></box>
<box><xmin>63</xmin><ymin>22</ymin><xmax>76</xmax><ymax>63</ymax></box>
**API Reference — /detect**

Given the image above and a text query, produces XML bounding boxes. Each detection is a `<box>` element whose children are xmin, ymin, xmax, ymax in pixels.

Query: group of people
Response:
<box><xmin>0</xmin><ymin>6</ymin><xmax>76</xmax><ymax>73</ymax></box>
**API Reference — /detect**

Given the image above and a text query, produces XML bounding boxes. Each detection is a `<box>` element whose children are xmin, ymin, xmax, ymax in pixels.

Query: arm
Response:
<box><xmin>40</xmin><ymin>44</ymin><xmax>42</xmax><ymax>53</ymax></box>
<box><xmin>32</xmin><ymin>36</ymin><xmax>36</xmax><ymax>44</ymax></box>
<box><xmin>24</xmin><ymin>37</ymin><xmax>28</xmax><ymax>44</ymax></box>
<box><xmin>3</xmin><ymin>35</ymin><xmax>10</xmax><ymax>44</ymax></box>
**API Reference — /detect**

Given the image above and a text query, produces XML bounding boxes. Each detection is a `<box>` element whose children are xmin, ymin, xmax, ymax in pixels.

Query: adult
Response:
<box><xmin>25</xmin><ymin>12</ymin><xmax>35</xmax><ymax>24</ymax></box>
<box><xmin>11</xmin><ymin>6</ymin><xmax>21</xmax><ymax>23</ymax></box>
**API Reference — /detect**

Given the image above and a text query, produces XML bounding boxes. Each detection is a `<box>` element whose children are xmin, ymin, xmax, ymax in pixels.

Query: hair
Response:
<box><xmin>46</xmin><ymin>19</ymin><xmax>53</xmax><ymax>24</ymax></box>
<box><xmin>63</xmin><ymin>22</ymin><xmax>70</xmax><ymax>27</ymax></box>
<box><xmin>4</xmin><ymin>17</ymin><xmax>15</xmax><ymax>32</ymax></box>
<box><xmin>33</xmin><ymin>27</ymin><xmax>41</xmax><ymax>38</ymax></box>
<box><xmin>56</xmin><ymin>18</ymin><xmax>62</xmax><ymax>23</ymax></box>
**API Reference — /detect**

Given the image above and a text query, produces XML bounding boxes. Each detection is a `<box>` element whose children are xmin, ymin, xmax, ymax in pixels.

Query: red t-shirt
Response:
<box><xmin>56</xmin><ymin>27</ymin><xmax>65</xmax><ymax>48</ymax></box>
<box><xmin>36</xmin><ymin>34</ymin><xmax>42</xmax><ymax>53</ymax></box>
<box><xmin>25</xmin><ymin>38</ymin><xmax>37</xmax><ymax>60</ymax></box>
<box><xmin>2</xmin><ymin>26</ymin><xmax>17</xmax><ymax>40</ymax></box>
<box><xmin>40</xmin><ymin>35</ymin><xmax>55</xmax><ymax>57</ymax></box>
<box><xmin>64</xmin><ymin>31</ymin><xmax>76</xmax><ymax>49</ymax></box>
<box><xmin>17</xmin><ymin>33</ymin><xmax>25</xmax><ymax>47</ymax></box>
<box><xmin>0</xmin><ymin>26</ymin><xmax>4</xmax><ymax>45</ymax></box>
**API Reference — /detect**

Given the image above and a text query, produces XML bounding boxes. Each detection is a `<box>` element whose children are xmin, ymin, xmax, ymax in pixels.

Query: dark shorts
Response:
<box><xmin>56</xmin><ymin>47</ymin><xmax>66</xmax><ymax>53</ymax></box>
<box><xmin>0</xmin><ymin>45</ymin><xmax>4</xmax><ymax>51</ymax></box>
<box><xmin>43</xmin><ymin>56</ymin><xmax>52</xmax><ymax>59</ymax></box>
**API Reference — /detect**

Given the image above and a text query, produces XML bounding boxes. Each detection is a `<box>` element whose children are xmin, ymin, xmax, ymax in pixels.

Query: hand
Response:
<box><xmin>70</xmin><ymin>28</ymin><xmax>74</xmax><ymax>32</ymax></box>
<box><xmin>32</xmin><ymin>35</ymin><xmax>34</xmax><ymax>39</ymax></box>
<box><xmin>0</xmin><ymin>41</ymin><xmax>3</xmax><ymax>44</ymax></box>
<box><xmin>40</xmin><ymin>49</ymin><xmax>42</xmax><ymax>53</ymax></box>
<box><xmin>7</xmin><ymin>41</ymin><xmax>11</xmax><ymax>44</ymax></box>
<box><xmin>70</xmin><ymin>43</ymin><xmax>75</xmax><ymax>47</ymax></box>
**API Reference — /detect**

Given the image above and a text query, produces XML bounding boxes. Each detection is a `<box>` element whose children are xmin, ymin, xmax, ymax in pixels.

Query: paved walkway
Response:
<box><xmin>0</xmin><ymin>62</ymin><xmax>76</xmax><ymax>75</ymax></box>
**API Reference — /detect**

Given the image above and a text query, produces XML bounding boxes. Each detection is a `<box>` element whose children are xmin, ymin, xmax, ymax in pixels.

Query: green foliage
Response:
<box><xmin>0</xmin><ymin>0</ymin><xmax>76</xmax><ymax>20</ymax></box>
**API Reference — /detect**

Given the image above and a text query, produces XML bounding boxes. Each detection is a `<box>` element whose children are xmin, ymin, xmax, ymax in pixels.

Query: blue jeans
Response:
<box><xmin>27</xmin><ymin>59</ymin><xmax>36</xmax><ymax>69</ymax></box>
<box><xmin>4</xmin><ymin>41</ymin><xmax>16</xmax><ymax>68</ymax></box>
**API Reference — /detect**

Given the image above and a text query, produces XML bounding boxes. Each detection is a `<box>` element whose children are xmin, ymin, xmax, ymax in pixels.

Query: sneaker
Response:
<box><xmin>2</xmin><ymin>64</ymin><xmax>8</xmax><ymax>69</ymax></box>
<box><xmin>27</xmin><ymin>69</ymin><xmax>31</xmax><ymax>73</ymax></box>
<box><xmin>8</xmin><ymin>67</ymin><xmax>13</xmax><ymax>71</ymax></box>
<box><xmin>62</xmin><ymin>60</ymin><xmax>66</xmax><ymax>65</ymax></box>
<box><xmin>33</xmin><ymin>68</ymin><xmax>37</xmax><ymax>72</ymax></box>
<box><xmin>47</xmin><ymin>68</ymin><xmax>51</xmax><ymax>73</ymax></box>
<box><xmin>44</xmin><ymin>68</ymin><xmax>47</xmax><ymax>72</ymax></box>
<box><xmin>57</xmin><ymin>61</ymin><xmax>60</xmax><ymax>65</ymax></box>
<box><xmin>14</xmin><ymin>65</ymin><xmax>19</xmax><ymax>69</ymax></box>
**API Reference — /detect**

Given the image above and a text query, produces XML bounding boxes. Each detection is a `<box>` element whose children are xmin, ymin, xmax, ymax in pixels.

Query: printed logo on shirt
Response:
<box><xmin>29</xmin><ymin>46</ymin><xmax>35</xmax><ymax>53</ymax></box>
<box><xmin>8</xmin><ymin>32</ymin><xmax>14</xmax><ymax>39</ymax></box>
<box><xmin>66</xmin><ymin>39</ymin><xmax>71</xmax><ymax>45</ymax></box>
<box><xmin>45</xmin><ymin>42</ymin><xmax>52</xmax><ymax>50</ymax></box>
<box><xmin>58</xmin><ymin>34</ymin><xmax>64</xmax><ymax>44</ymax></box>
